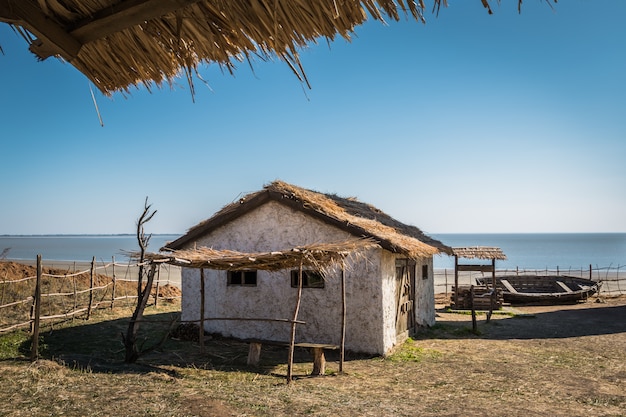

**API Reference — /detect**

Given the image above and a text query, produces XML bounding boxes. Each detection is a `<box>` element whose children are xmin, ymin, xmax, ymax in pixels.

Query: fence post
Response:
<box><xmin>154</xmin><ymin>264</ymin><xmax>160</xmax><ymax>308</ymax></box>
<box><xmin>470</xmin><ymin>285</ymin><xmax>477</xmax><ymax>334</ymax></box>
<box><xmin>87</xmin><ymin>256</ymin><xmax>95</xmax><ymax>319</ymax></box>
<box><xmin>199</xmin><ymin>268</ymin><xmax>205</xmax><ymax>353</ymax></box>
<box><xmin>30</xmin><ymin>255</ymin><xmax>42</xmax><ymax>361</ymax></box>
<box><xmin>111</xmin><ymin>256</ymin><xmax>116</xmax><ymax>310</ymax></box>
<box><xmin>0</xmin><ymin>265</ymin><xmax>6</xmax><ymax>307</ymax></box>
<box><xmin>71</xmin><ymin>271</ymin><xmax>77</xmax><ymax>323</ymax></box>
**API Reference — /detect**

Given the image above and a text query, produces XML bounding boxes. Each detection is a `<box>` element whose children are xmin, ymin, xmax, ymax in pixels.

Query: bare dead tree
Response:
<box><xmin>0</xmin><ymin>248</ymin><xmax>10</xmax><ymax>260</ymax></box>
<box><xmin>123</xmin><ymin>197</ymin><xmax>157</xmax><ymax>363</ymax></box>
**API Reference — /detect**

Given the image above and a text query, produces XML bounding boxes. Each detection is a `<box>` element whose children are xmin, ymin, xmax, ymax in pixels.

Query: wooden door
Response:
<box><xmin>395</xmin><ymin>259</ymin><xmax>416</xmax><ymax>336</ymax></box>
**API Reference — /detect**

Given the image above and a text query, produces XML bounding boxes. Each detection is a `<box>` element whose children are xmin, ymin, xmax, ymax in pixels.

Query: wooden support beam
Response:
<box><xmin>556</xmin><ymin>281</ymin><xmax>573</xmax><ymax>293</ymax></box>
<box><xmin>0</xmin><ymin>0</ymin><xmax>82</xmax><ymax>60</ymax></box>
<box><xmin>247</xmin><ymin>342</ymin><xmax>262</xmax><ymax>367</ymax></box>
<box><xmin>70</xmin><ymin>0</ymin><xmax>204</xmax><ymax>43</ymax></box>
<box><xmin>500</xmin><ymin>279</ymin><xmax>518</xmax><ymax>294</ymax></box>
<box><xmin>3</xmin><ymin>0</ymin><xmax>204</xmax><ymax>60</ymax></box>
<box><xmin>457</xmin><ymin>264</ymin><xmax>495</xmax><ymax>273</ymax></box>
<box><xmin>311</xmin><ymin>347</ymin><xmax>326</xmax><ymax>376</ymax></box>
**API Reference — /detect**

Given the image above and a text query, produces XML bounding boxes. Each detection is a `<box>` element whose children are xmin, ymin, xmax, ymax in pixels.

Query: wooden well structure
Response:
<box><xmin>451</xmin><ymin>246</ymin><xmax>507</xmax><ymax>310</ymax></box>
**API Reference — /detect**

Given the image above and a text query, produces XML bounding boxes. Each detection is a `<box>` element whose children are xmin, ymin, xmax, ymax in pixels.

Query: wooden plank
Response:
<box><xmin>457</xmin><ymin>264</ymin><xmax>495</xmax><ymax>272</ymax></box>
<box><xmin>500</xmin><ymin>279</ymin><xmax>518</xmax><ymax>294</ymax></box>
<box><xmin>555</xmin><ymin>281</ymin><xmax>573</xmax><ymax>293</ymax></box>
<box><xmin>247</xmin><ymin>342</ymin><xmax>262</xmax><ymax>367</ymax></box>
<box><xmin>243</xmin><ymin>339</ymin><xmax>339</xmax><ymax>350</ymax></box>
<box><xmin>295</xmin><ymin>343</ymin><xmax>339</xmax><ymax>350</ymax></box>
<box><xmin>70</xmin><ymin>0</ymin><xmax>204</xmax><ymax>43</ymax></box>
<box><xmin>311</xmin><ymin>347</ymin><xmax>326</xmax><ymax>376</ymax></box>
<box><xmin>2</xmin><ymin>0</ymin><xmax>82</xmax><ymax>60</ymax></box>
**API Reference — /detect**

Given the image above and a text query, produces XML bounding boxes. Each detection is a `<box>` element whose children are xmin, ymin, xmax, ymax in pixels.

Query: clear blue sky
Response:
<box><xmin>1</xmin><ymin>1</ymin><xmax>625</xmax><ymax>235</ymax></box>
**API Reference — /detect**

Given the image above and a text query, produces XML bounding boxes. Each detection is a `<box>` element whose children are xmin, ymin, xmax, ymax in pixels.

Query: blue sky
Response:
<box><xmin>1</xmin><ymin>0</ymin><xmax>625</xmax><ymax>235</ymax></box>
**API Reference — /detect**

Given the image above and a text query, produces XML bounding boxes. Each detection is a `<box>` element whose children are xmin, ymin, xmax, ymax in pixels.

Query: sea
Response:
<box><xmin>0</xmin><ymin>233</ymin><xmax>625</xmax><ymax>270</ymax></box>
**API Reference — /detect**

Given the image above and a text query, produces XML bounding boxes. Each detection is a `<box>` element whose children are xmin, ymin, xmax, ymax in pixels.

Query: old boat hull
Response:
<box><xmin>476</xmin><ymin>275</ymin><xmax>601</xmax><ymax>304</ymax></box>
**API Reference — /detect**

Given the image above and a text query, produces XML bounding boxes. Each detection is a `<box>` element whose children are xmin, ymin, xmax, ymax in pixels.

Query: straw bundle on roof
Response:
<box><xmin>452</xmin><ymin>246</ymin><xmax>507</xmax><ymax>260</ymax></box>
<box><xmin>140</xmin><ymin>238</ymin><xmax>378</xmax><ymax>271</ymax></box>
<box><xmin>268</xmin><ymin>180</ymin><xmax>449</xmax><ymax>258</ymax></box>
<box><xmin>0</xmin><ymin>0</ymin><xmax>555</xmax><ymax>95</ymax></box>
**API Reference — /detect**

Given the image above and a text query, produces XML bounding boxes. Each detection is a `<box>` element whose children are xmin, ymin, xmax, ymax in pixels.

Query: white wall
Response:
<box><xmin>180</xmin><ymin>200</ymin><xmax>388</xmax><ymax>354</ymax></box>
<box><xmin>380</xmin><ymin>250</ymin><xmax>399</xmax><ymax>354</ymax></box>
<box><xmin>378</xmin><ymin>253</ymin><xmax>436</xmax><ymax>355</ymax></box>
<box><xmin>414</xmin><ymin>257</ymin><xmax>436</xmax><ymax>327</ymax></box>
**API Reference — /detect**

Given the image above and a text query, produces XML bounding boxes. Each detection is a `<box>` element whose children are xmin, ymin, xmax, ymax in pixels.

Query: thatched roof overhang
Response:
<box><xmin>0</xmin><ymin>0</ymin><xmax>554</xmax><ymax>95</ymax></box>
<box><xmin>144</xmin><ymin>239</ymin><xmax>379</xmax><ymax>271</ymax></box>
<box><xmin>452</xmin><ymin>246</ymin><xmax>507</xmax><ymax>261</ymax></box>
<box><xmin>164</xmin><ymin>181</ymin><xmax>452</xmax><ymax>260</ymax></box>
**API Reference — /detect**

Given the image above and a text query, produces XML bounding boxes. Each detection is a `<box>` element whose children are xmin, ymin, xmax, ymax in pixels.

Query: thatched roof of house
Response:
<box><xmin>452</xmin><ymin>246</ymin><xmax>507</xmax><ymax>260</ymax></box>
<box><xmin>141</xmin><ymin>238</ymin><xmax>378</xmax><ymax>271</ymax></box>
<box><xmin>0</xmin><ymin>0</ymin><xmax>550</xmax><ymax>95</ymax></box>
<box><xmin>164</xmin><ymin>180</ymin><xmax>452</xmax><ymax>259</ymax></box>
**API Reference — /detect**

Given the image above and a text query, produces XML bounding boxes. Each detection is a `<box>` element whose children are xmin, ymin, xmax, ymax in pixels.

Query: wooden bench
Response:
<box><xmin>244</xmin><ymin>339</ymin><xmax>339</xmax><ymax>375</ymax></box>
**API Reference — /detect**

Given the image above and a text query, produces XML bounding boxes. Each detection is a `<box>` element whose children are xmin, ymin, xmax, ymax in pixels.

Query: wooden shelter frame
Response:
<box><xmin>141</xmin><ymin>238</ymin><xmax>377</xmax><ymax>383</ymax></box>
<box><xmin>452</xmin><ymin>246</ymin><xmax>507</xmax><ymax>310</ymax></box>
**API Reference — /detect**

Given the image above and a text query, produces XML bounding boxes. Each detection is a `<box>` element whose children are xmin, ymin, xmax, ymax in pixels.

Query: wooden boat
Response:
<box><xmin>475</xmin><ymin>275</ymin><xmax>601</xmax><ymax>304</ymax></box>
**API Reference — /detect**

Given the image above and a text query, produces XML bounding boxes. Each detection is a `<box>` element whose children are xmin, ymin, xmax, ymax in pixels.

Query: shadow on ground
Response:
<box><xmin>18</xmin><ymin>298</ymin><xmax>626</xmax><ymax>376</ymax></box>
<box><xmin>26</xmin><ymin>312</ymin><xmax>366</xmax><ymax>378</ymax></box>
<box><xmin>428</xmin><ymin>302</ymin><xmax>626</xmax><ymax>340</ymax></box>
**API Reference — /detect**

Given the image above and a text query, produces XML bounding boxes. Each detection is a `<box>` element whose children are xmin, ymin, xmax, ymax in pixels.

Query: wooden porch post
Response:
<box><xmin>339</xmin><ymin>260</ymin><xmax>346</xmax><ymax>374</ymax></box>
<box><xmin>454</xmin><ymin>255</ymin><xmax>459</xmax><ymax>307</ymax></box>
<box><xmin>87</xmin><ymin>256</ymin><xmax>95</xmax><ymax>319</ymax></box>
<box><xmin>30</xmin><ymin>254</ymin><xmax>42</xmax><ymax>362</ymax></box>
<box><xmin>287</xmin><ymin>259</ymin><xmax>304</xmax><ymax>383</ymax></box>
<box><xmin>199</xmin><ymin>268</ymin><xmax>205</xmax><ymax>353</ymax></box>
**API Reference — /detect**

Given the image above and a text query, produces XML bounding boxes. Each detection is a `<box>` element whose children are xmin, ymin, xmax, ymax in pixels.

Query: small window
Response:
<box><xmin>290</xmin><ymin>270</ymin><xmax>325</xmax><ymax>289</ymax></box>
<box><xmin>422</xmin><ymin>264</ymin><xmax>429</xmax><ymax>280</ymax></box>
<box><xmin>227</xmin><ymin>270</ymin><xmax>257</xmax><ymax>286</ymax></box>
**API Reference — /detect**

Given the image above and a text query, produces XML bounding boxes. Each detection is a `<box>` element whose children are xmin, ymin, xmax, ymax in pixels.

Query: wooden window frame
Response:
<box><xmin>290</xmin><ymin>270</ymin><xmax>325</xmax><ymax>289</ymax></box>
<box><xmin>227</xmin><ymin>270</ymin><xmax>258</xmax><ymax>287</ymax></box>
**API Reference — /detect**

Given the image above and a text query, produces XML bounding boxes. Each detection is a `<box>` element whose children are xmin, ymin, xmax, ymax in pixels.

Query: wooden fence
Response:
<box><xmin>434</xmin><ymin>264</ymin><xmax>626</xmax><ymax>297</ymax></box>
<box><xmin>0</xmin><ymin>255</ymin><xmax>180</xmax><ymax>340</ymax></box>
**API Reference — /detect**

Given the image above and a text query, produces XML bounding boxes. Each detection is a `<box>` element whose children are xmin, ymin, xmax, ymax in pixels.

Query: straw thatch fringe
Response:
<box><xmin>452</xmin><ymin>246</ymin><xmax>507</xmax><ymax>260</ymax></box>
<box><xmin>0</xmin><ymin>0</ymin><xmax>556</xmax><ymax>95</ymax></box>
<box><xmin>136</xmin><ymin>238</ymin><xmax>379</xmax><ymax>272</ymax></box>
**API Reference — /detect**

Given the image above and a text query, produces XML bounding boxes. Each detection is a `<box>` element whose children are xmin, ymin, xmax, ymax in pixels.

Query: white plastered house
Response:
<box><xmin>164</xmin><ymin>181</ymin><xmax>451</xmax><ymax>355</ymax></box>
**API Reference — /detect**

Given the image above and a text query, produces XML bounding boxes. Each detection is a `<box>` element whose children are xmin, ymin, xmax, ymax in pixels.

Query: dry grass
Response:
<box><xmin>1</xmin><ymin>295</ymin><xmax>625</xmax><ymax>416</ymax></box>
